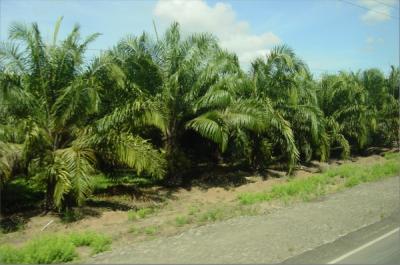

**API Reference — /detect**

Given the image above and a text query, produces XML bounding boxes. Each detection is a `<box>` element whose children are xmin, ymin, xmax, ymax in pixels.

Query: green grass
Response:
<box><xmin>238</xmin><ymin>153</ymin><xmax>400</xmax><ymax>205</ymax></box>
<box><xmin>188</xmin><ymin>205</ymin><xmax>201</xmax><ymax>216</ymax></box>
<box><xmin>174</xmin><ymin>215</ymin><xmax>190</xmax><ymax>227</ymax></box>
<box><xmin>198</xmin><ymin>207</ymin><xmax>227</xmax><ymax>222</ymax></box>
<box><xmin>92</xmin><ymin>174</ymin><xmax>156</xmax><ymax>194</ymax></box>
<box><xmin>128</xmin><ymin>225</ymin><xmax>159</xmax><ymax>236</ymax></box>
<box><xmin>127</xmin><ymin>207</ymin><xmax>155</xmax><ymax>221</ymax></box>
<box><xmin>194</xmin><ymin>205</ymin><xmax>258</xmax><ymax>224</ymax></box>
<box><xmin>143</xmin><ymin>226</ymin><xmax>158</xmax><ymax>235</ymax></box>
<box><xmin>0</xmin><ymin>231</ymin><xmax>111</xmax><ymax>264</ymax></box>
<box><xmin>69</xmin><ymin>231</ymin><xmax>111</xmax><ymax>254</ymax></box>
<box><xmin>1</xmin><ymin>178</ymin><xmax>43</xmax><ymax>218</ymax></box>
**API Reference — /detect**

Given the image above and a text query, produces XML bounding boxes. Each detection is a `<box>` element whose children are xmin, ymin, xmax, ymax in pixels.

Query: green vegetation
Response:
<box><xmin>183</xmin><ymin>204</ymin><xmax>258</xmax><ymax>224</ymax></box>
<box><xmin>238</xmin><ymin>153</ymin><xmax>400</xmax><ymax>205</ymax></box>
<box><xmin>128</xmin><ymin>207</ymin><xmax>155</xmax><ymax>221</ymax></box>
<box><xmin>0</xmin><ymin>18</ymin><xmax>398</xmax><ymax>213</ymax></box>
<box><xmin>128</xmin><ymin>225</ymin><xmax>160</xmax><ymax>236</ymax></box>
<box><xmin>175</xmin><ymin>215</ymin><xmax>190</xmax><ymax>227</ymax></box>
<box><xmin>143</xmin><ymin>226</ymin><xmax>159</xmax><ymax>235</ymax></box>
<box><xmin>68</xmin><ymin>231</ymin><xmax>111</xmax><ymax>254</ymax></box>
<box><xmin>0</xmin><ymin>231</ymin><xmax>111</xmax><ymax>264</ymax></box>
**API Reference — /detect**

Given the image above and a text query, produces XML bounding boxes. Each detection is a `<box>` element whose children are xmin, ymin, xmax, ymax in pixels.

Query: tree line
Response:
<box><xmin>0</xmin><ymin>18</ymin><xmax>398</xmax><ymax>211</ymax></box>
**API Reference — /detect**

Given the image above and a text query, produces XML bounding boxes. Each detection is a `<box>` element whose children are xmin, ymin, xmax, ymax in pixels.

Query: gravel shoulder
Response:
<box><xmin>89</xmin><ymin>176</ymin><xmax>399</xmax><ymax>264</ymax></box>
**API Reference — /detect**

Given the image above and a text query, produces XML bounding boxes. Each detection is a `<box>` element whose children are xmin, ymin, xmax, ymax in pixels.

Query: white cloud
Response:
<box><xmin>358</xmin><ymin>0</ymin><xmax>396</xmax><ymax>24</ymax></box>
<box><xmin>364</xmin><ymin>36</ymin><xmax>384</xmax><ymax>51</ymax></box>
<box><xmin>366</xmin><ymin>36</ymin><xmax>384</xmax><ymax>44</ymax></box>
<box><xmin>153</xmin><ymin>0</ymin><xmax>280</xmax><ymax>68</ymax></box>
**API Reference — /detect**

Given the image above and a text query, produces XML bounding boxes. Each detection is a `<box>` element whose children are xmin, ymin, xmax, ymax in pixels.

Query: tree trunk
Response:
<box><xmin>45</xmin><ymin>178</ymin><xmax>55</xmax><ymax>211</ymax></box>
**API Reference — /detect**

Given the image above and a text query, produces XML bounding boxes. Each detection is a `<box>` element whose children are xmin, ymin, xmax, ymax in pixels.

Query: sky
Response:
<box><xmin>1</xmin><ymin>0</ymin><xmax>399</xmax><ymax>75</ymax></box>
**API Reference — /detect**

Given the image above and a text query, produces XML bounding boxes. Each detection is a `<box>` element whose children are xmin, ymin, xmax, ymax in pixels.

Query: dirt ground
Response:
<box><xmin>0</xmin><ymin>154</ymin><xmax>389</xmax><ymax>260</ymax></box>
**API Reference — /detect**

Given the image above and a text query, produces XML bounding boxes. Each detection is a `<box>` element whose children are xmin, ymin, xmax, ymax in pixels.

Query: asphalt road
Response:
<box><xmin>283</xmin><ymin>211</ymin><xmax>400</xmax><ymax>264</ymax></box>
<box><xmin>333</xmin><ymin>228</ymin><xmax>400</xmax><ymax>264</ymax></box>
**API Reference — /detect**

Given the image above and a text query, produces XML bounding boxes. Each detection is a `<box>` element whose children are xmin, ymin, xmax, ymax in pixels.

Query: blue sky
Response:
<box><xmin>1</xmin><ymin>0</ymin><xmax>399</xmax><ymax>75</ymax></box>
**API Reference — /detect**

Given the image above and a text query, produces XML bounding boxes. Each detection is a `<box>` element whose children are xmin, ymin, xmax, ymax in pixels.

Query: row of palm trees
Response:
<box><xmin>1</xmin><ymin>19</ymin><xmax>398</xmax><ymax>211</ymax></box>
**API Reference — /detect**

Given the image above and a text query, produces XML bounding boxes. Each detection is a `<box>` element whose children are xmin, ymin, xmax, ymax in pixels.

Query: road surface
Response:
<box><xmin>282</xmin><ymin>211</ymin><xmax>400</xmax><ymax>264</ymax></box>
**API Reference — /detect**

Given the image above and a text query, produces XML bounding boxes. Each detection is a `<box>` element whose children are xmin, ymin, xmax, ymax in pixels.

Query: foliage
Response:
<box><xmin>0</xmin><ymin>18</ymin><xmax>165</xmax><ymax>210</ymax></box>
<box><xmin>0</xmin><ymin>18</ymin><xmax>398</xmax><ymax>212</ymax></box>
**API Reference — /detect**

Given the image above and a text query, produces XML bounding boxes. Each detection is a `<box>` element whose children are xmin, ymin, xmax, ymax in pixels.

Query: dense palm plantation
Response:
<box><xmin>0</xmin><ymin>20</ymin><xmax>398</xmax><ymax>211</ymax></box>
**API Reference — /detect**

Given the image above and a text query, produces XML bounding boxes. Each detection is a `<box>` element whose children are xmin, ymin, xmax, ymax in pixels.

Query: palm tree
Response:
<box><xmin>0</xmin><ymin>18</ymin><xmax>165</xmax><ymax>210</ymax></box>
<box><xmin>251</xmin><ymin>45</ymin><xmax>328</xmax><ymax>164</ymax></box>
<box><xmin>100</xmin><ymin>23</ymin><xmax>301</xmax><ymax>180</ymax></box>
<box><xmin>97</xmin><ymin>23</ymin><xmax>239</xmax><ymax>181</ymax></box>
<box><xmin>360</xmin><ymin>68</ymin><xmax>399</xmax><ymax>146</ymax></box>
<box><xmin>318</xmin><ymin>71</ymin><xmax>375</xmax><ymax>154</ymax></box>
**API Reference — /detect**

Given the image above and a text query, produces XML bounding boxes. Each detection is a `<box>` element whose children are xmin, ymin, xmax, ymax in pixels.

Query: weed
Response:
<box><xmin>128</xmin><ymin>226</ymin><xmax>140</xmax><ymax>234</ymax></box>
<box><xmin>0</xmin><ymin>231</ymin><xmax>111</xmax><ymax>264</ymax></box>
<box><xmin>199</xmin><ymin>207</ymin><xmax>226</xmax><ymax>222</ymax></box>
<box><xmin>383</xmin><ymin>152</ymin><xmax>400</xmax><ymax>161</ymax></box>
<box><xmin>143</xmin><ymin>226</ymin><xmax>158</xmax><ymax>235</ymax></box>
<box><xmin>188</xmin><ymin>205</ymin><xmax>200</xmax><ymax>216</ymax></box>
<box><xmin>0</xmin><ymin>235</ymin><xmax>76</xmax><ymax>264</ymax></box>
<box><xmin>175</xmin><ymin>215</ymin><xmax>190</xmax><ymax>227</ymax></box>
<box><xmin>69</xmin><ymin>231</ymin><xmax>111</xmax><ymax>254</ymax></box>
<box><xmin>137</xmin><ymin>208</ymin><xmax>154</xmax><ymax>219</ymax></box>
<box><xmin>127</xmin><ymin>210</ymin><xmax>137</xmax><ymax>221</ymax></box>
<box><xmin>127</xmin><ymin>207</ymin><xmax>155</xmax><ymax>221</ymax></box>
<box><xmin>61</xmin><ymin>208</ymin><xmax>84</xmax><ymax>223</ymax></box>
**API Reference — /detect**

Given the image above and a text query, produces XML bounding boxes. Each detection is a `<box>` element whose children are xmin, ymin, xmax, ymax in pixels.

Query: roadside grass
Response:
<box><xmin>128</xmin><ymin>207</ymin><xmax>156</xmax><ymax>221</ymax></box>
<box><xmin>68</xmin><ymin>231</ymin><xmax>111</xmax><ymax>254</ymax></box>
<box><xmin>238</xmin><ymin>153</ymin><xmax>400</xmax><ymax>205</ymax></box>
<box><xmin>127</xmin><ymin>204</ymin><xmax>259</xmax><ymax>240</ymax></box>
<box><xmin>0</xmin><ymin>231</ymin><xmax>111</xmax><ymax>264</ymax></box>
<box><xmin>175</xmin><ymin>215</ymin><xmax>190</xmax><ymax>227</ymax></box>
<box><xmin>180</xmin><ymin>204</ymin><xmax>259</xmax><ymax>225</ymax></box>
<box><xmin>128</xmin><ymin>225</ymin><xmax>159</xmax><ymax>236</ymax></box>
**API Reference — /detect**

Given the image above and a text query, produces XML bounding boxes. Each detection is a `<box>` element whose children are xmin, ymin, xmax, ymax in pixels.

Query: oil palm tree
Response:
<box><xmin>251</xmin><ymin>45</ymin><xmax>329</xmax><ymax>163</ymax></box>
<box><xmin>0</xmin><ymin>18</ymin><xmax>165</xmax><ymax>210</ymax></box>
<box><xmin>99</xmin><ymin>23</ymin><xmax>299</xmax><ymax>179</ymax></box>
<box><xmin>318</xmin><ymin>71</ymin><xmax>375</xmax><ymax>154</ymax></box>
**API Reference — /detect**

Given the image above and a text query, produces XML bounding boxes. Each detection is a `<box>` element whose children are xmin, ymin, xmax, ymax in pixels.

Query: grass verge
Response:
<box><xmin>128</xmin><ymin>207</ymin><xmax>156</xmax><ymax>221</ymax></box>
<box><xmin>0</xmin><ymin>231</ymin><xmax>111</xmax><ymax>264</ymax></box>
<box><xmin>238</xmin><ymin>152</ymin><xmax>400</xmax><ymax>205</ymax></box>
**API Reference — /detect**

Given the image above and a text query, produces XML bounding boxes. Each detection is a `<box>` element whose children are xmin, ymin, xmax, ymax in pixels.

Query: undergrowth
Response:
<box><xmin>0</xmin><ymin>231</ymin><xmax>111</xmax><ymax>264</ymax></box>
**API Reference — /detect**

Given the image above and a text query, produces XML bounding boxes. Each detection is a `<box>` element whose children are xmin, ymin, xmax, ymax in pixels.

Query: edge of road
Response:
<box><xmin>281</xmin><ymin>210</ymin><xmax>400</xmax><ymax>264</ymax></box>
